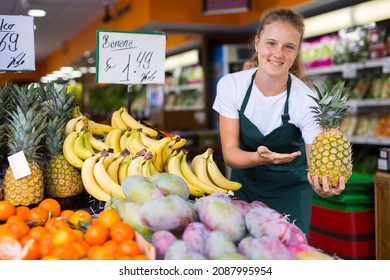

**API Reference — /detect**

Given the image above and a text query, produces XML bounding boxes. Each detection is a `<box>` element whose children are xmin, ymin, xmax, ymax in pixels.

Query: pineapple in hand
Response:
<box><xmin>308</xmin><ymin>80</ymin><xmax>353</xmax><ymax>187</ymax></box>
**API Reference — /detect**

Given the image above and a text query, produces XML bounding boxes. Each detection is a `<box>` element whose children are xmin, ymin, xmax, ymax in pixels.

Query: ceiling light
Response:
<box><xmin>27</xmin><ymin>9</ymin><xmax>46</xmax><ymax>17</ymax></box>
<box><xmin>304</xmin><ymin>0</ymin><xmax>390</xmax><ymax>38</ymax></box>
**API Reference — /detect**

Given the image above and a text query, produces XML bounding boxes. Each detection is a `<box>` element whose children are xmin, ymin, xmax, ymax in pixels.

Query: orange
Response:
<box><xmin>51</xmin><ymin>227</ymin><xmax>77</xmax><ymax>245</ymax></box>
<box><xmin>110</xmin><ymin>222</ymin><xmax>135</xmax><ymax>243</ymax></box>
<box><xmin>116</xmin><ymin>239</ymin><xmax>141</xmax><ymax>257</ymax></box>
<box><xmin>38</xmin><ymin>198</ymin><xmax>61</xmax><ymax>218</ymax></box>
<box><xmin>6</xmin><ymin>215</ymin><xmax>25</xmax><ymax>224</ymax></box>
<box><xmin>7</xmin><ymin>220</ymin><xmax>30</xmax><ymax>240</ymax></box>
<box><xmin>20</xmin><ymin>236</ymin><xmax>40</xmax><ymax>260</ymax></box>
<box><xmin>40</xmin><ymin>255</ymin><xmax>61</xmax><ymax>260</ymax></box>
<box><xmin>0</xmin><ymin>234</ymin><xmax>22</xmax><ymax>260</ymax></box>
<box><xmin>51</xmin><ymin>243</ymin><xmax>79</xmax><ymax>260</ymax></box>
<box><xmin>15</xmin><ymin>206</ymin><xmax>30</xmax><ymax>222</ymax></box>
<box><xmin>133</xmin><ymin>254</ymin><xmax>149</xmax><ymax>260</ymax></box>
<box><xmin>27</xmin><ymin>207</ymin><xmax>49</xmax><ymax>224</ymax></box>
<box><xmin>0</xmin><ymin>200</ymin><xmax>16</xmax><ymax>222</ymax></box>
<box><xmin>88</xmin><ymin>245</ymin><xmax>114</xmax><ymax>260</ymax></box>
<box><xmin>97</xmin><ymin>208</ymin><xmax>122</xmax><ymax>230</ymax></box>
<box><xmin>70</xmin><ymin>242</ymin><xmax>88</xmax><ymax>259</ymax></box>
<box><xmin>84</xmin><ymin>224</ymin><xmax>109</xmax><ymax>246</ymax></box>
<box><xmin>28</xmin><ymin>226</ymin><xmax>48</xmax><ymax>243</ymax></box>
<box><xmin>69</xmin><ymin>210</ymin><xmax>92</xmax><ymax>227</ymax></box>
<box><xmin>103</xmin><ymin>239</ymin><xmax>118</xmax><ymax>255</ymax></box>
<box><xmin>59</xmin><ymin>209</ymin><xmax>74</xmax><ymax>220</ymax></box>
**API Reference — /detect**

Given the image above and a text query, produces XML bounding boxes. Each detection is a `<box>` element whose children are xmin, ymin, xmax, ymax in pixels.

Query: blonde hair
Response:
<box><xmin>244</xmin><ymin>7</ymin><xmax>305</xmax><ymax>78</ymax></box>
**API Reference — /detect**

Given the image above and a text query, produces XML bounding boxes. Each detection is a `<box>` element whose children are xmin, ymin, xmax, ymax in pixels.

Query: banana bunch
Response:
<box><xmin>81</xmin><ymin>149</ymin><xmax>130</xmax><ymax>202</ymax></box>
<box><xmin>193</xmin><ymin>147</ymin><xmax>242</xmax><ymax>192</ymax></box>
<box><xmin>111</xmin><ymin>106</ymin><xmax>159</xmax><ymax>138</ymax></box>
<box><xmin>65</xmin><ymin>114</ymin><xmax>113</xmax><ymax>136</ymax></box>
<box><xmin>63</xmin><ymin>128</ymin><xmax>96</xmax><ymax>169</ymax></box>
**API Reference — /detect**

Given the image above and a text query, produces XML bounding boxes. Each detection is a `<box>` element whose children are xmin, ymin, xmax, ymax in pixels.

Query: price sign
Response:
<box><xmin>96</xmin><ymin>30</ymin><xmax>166</xmax><ymax>84</ymax></box>
<box><xmin>0</xmin><ymin>15</ymin><xmax>35</xmax><ymax>71</ymax></box>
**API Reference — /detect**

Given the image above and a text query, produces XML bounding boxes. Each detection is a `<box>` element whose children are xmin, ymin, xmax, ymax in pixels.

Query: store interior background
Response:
<box><xmin>2</xmin><ymin>0</ymin><xmax>390</xmax><ymax>260</ymax></box>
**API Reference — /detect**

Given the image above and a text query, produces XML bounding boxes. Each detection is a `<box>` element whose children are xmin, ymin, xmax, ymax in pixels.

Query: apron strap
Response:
<box><xmin>281</xmin><ymin>74</ymin><xmax>292</xmax><ymax>123</ymax></box>
<box><xmin>240</xmin><ymin>71</ymin><xmax>256</xmax><ymax>112</ymax></box>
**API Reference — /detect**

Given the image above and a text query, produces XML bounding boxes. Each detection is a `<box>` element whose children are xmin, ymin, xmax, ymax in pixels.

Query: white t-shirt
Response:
<box><xmin>212</xmin><ymin>68</ymin><xmax>321</xmax><ymax>144</ymax></box>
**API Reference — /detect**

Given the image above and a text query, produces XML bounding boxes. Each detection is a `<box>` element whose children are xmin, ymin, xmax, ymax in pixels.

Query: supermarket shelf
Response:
<box><xmin>348</xmin><ymin>98</ymin><xmax>390</xmax><ymax>108</ymax></box>
<box><xmin>305</xmin><ymin>57</ymin><xmax>390</xmax><ymax>77</ymax></box>
<box><xmin>349</xmin><ymin>136</ymin><xmax>390</xmax><ymax>146</ymax></box>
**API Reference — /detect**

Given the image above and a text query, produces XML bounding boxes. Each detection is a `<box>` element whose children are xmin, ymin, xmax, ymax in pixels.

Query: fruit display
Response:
<box><xmin>0</xmin><ymin>199</ymin><xmax>151</xmax><ymax>260</ymax></box>
<box><xmin>309</xmin><ymin>80</ymin><xmax>353</xmax><ymax>187</ymax></box>
<box><xmin>103</xmin><ymin>175</ymin><xmax>333</xmax><ymax>260</ymax></box>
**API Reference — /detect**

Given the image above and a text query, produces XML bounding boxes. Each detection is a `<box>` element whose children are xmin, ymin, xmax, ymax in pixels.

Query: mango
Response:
<box><xmin>205</xmin><ymin>230</ymin><xmax>237</xmax><ymax>260</ymax></box>
<box><xmin>151</xmin><ymin>230</ymin><xmax>178</xmax><ymax>260</ymax></box>
<box><xmin>139</xmin><ymin>194</ymin><xmax>195</xmax><ymax>234</ymax></box>
<box><xmin>238</xmin><ymin>235</ymin><xmax>293</xmax><ymax>260</ymax></box>
<box><xmin>117</xmin><ymin>201</ymin><xmax>154</xmax><ymax>241</ymax></box>
<box><xmin>181</xmin><ymin>222</ymin><xmax>211</xmax><ymax>255</ymax></box>
<box><xmin>196</xmin><ymin>195</ymin><xmax>246</xmax><ymax>242</ymax></box>
<box><xmin>164</xmin><ymin>240</ymin><xmax>199</xmax><ymax>260</ymax></box>
<box><xmin>121</xmin><ymin>175</ymin><xmax>164</xmax><ymax>204</ymax></box>
<box><xmin>104</xmin><ymin>196</ymin><xmax>127</xmax><ymax>212</ymax></box>
<box><xmin>149</xmin><ymin>172</ymin><xmax>189</xmax><ymax>199</ymax></box>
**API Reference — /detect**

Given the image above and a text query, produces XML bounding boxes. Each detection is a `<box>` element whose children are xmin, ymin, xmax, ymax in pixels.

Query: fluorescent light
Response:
<box><xmin>28</xmin><ymin>9</ymin><xmax>46</xmax><ymax>17</ymax></box>
<box><xmin>304</xmin><ymin>0</ymin><xmax>390</xmax><ymax>39</ymax></box>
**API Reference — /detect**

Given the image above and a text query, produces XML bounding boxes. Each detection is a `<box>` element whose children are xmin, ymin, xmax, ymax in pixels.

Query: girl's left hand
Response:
<box><xmin>307</xmin><ymin>173</ymin><xmax>346</xmax><ymax>198</ymax></box>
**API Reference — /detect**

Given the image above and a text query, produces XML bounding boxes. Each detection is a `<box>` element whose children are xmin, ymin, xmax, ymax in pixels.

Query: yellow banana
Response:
<box><xmin>141</xmin><ymin>159</ymin><xmax>152</xmax><ymax>178</ymax></box>
<box><xmin>118</xmin><ymin>155</ymin><xmax>133</xmax><ymax>184</ymax></box>
<box><xmin>127</xmin><ymin>154</ymin><xmax>147</xmax><ymax>176</ymax></box>
<box><xmin>65</xmin><ymin>115</ymin><xmax>83</xmax><ymax>135</ymax></box>
<box><xmin>87</xmin><ymin>131</ymin><xmax>111</xmax><ymax>152</ymax></box>
<box><xmin>73</xmin><ymin>131</ymin><xmax>95</xmax><ymax>160</ymax></box>
<box><xmin>63</xmin><ymin>131</ymin><xmax>84</xmax><ymax>169</ymax></box>
<box><xmin>180</xmin><ymin>150</ymin><xmax>227</xmax><ymax>195</ymax></box>
<box><xmin>83</xmin><ymin>130</ymin><xmax>95</xmax><ymax>156</ymax></box>
<box><xmin>167</xmin><ymin>150</ymin><xmax>204</xmax><ymax>197</ymax></box>
<box><xmin>147</xmin><ymin>136</ymin><xmax>172</xmax><ymax>172</ymax></box>
<box><xmin>206</xmin><ymin>151</ymin><xmax>242</xmax><ymax>191</ymax></box>
<box><xmin>71</xmin><ymin>105</ymin><xmax>83</xmax><ymax>118</ymax></box>
<box><xmin>191</xmin><ymin>148</ymin><xmax>215</xmax><ymax>188</ymax></box>
<box><xmin>139</xmin><ymin>131</ymin><xmax>159</xmax><ymax>148</ymax></box>
<box><xmin>93</xmin><ymin>156</ymin><xmax>126</xmax><ymax>199</ymax></box>
<box><xmin>106</xmin><ymin>149</ymin><xmax>130</xmax><ymax>184</ymax></box>
<box><xmin>119</xmin><ymin>129</ymin><xmax>130</xmax><ymax>151</ymax></box>
<box><xmin>89</xmin><ymin>120</ymin><xmax>113</xmax><ymax>135</ymax></box>
<box><xmin>75</xmin><ymin>116</ymin><xmax>87</xmax><ymax>133</ymax></box>
<box><xmin>125</xmin><ymin>129</ymin><xmax>148</xmax><ymax>155</ymax></box>
<box><xmin>111</xmin><ymin>107</ymin><xmax>127</xmax><ymax>129</ymax></box>
<box><xmin>171</xmin><ymin>136</ymin><xmax>187</xmax><ymax>150</ymax></box>
<box><xmin>105</xmin><ymin>128</ymin><xmax>123</xmax><ymax>153</ymax></box>
<box><xmin>163</xmin><ymin>149</ymin><xmax>178</xmax><ymax>172</ymax></box>
<box><xmin>81</xmin><ymin>153</ymin><xmax>111</xmax><ymax>202</ymax></box>
<box><xmin>120</xmin><ymin>107</ymin><xmax>158</xmax><ymax>137</ymax></box>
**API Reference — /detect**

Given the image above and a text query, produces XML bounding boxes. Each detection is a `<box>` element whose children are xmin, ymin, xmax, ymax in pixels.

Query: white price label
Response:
<box><xmin>382</xmin><ymin>57</ymin><xmax>390</xmax><ymax>73</ymax></box>
<box><xmin>96</xmin><ymin>30</ymin><xmax>166</xmax><ymax>84</ymax></box>
<box><xmin>0</xmin><ymin>15</ymin><xmax>35</xmax><ymax>71</ymax></box>
<box><xmin>342</xmin><ymin>64</ymin><xmax>357</xmax><ymax>79</ymax></box>
<box><xmin>7</xmin><ymin>151</ymin><xmax>31</xmax><ymax>180</ymax></box>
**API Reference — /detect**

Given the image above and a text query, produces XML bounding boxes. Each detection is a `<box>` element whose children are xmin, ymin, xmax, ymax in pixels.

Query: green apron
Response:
<box><xmin>231</xmin><ymin>72</ymin><xmax>313</xmax><ymax>236</ymax></box>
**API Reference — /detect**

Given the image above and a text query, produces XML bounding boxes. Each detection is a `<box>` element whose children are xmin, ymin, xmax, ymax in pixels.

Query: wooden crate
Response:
<box><xmin>374</xmin><ymin>171</ymin><xmax>390</xmax><ymax>260</ymax></box>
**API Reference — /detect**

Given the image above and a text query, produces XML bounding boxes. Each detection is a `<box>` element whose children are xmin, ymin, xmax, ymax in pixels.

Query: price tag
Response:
<box><xmin>342</xmin><ymin>64</ymin><xmax>357</xmax><ymax>79</ymax></box>
<box><xmin>0</xmin><ymin>15</ymin><xmax>35</xmax><ymax>71</ymax></box>
<box><xmin>96</xmin><ymin>30</ymin><xmax>166</xmax><ymax>84</ymax></box>
<box><xmin>382</xmin><ymin>57</ymin><xmax>390</xmax><ymax>74</ymax></box>
<box><xmin>7</xmin><ymin>151</ymin><xmax>31</xmax><ymax>180</ymax></box>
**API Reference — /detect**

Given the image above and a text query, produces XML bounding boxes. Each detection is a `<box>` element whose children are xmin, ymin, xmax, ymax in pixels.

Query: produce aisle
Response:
<box><xmin>0</xmin><ymin>82</ymin><xmax>334</xmax><ymax>260</ymax></box>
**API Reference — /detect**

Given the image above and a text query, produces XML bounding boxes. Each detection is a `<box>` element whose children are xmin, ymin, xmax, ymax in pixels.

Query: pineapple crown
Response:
<box><xmin>310</xmin><ymin>80</ymin><xmax>350</xmax><ymax>129</ymax></box>
<box><xmin>39</xmin><ymin>82</ymin><xmax>76</xmax><ymax>157</ymax></box>
<box><xmin>6</xmin><ymin>102</ymin><xmax>48</xmax><ymax>161</ymax></box>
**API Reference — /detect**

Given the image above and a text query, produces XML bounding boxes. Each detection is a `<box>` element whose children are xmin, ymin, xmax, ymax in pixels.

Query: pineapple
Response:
<box><xmin>40</xmin><ymin>82</ymin><xmax>83</xmax><ymax>198</ymax></box>
<box><xmin>4</xmin><ymin>84</ymin><xmax>47</xmax><ymax>205</ymax></box>
<box><xmin>308</xmin><ymin>80</ymin><xmax>353</xmax><ymax>187</ymax></box>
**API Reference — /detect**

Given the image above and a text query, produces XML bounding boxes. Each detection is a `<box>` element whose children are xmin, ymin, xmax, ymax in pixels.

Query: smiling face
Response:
<box><xmin>255</xmin><ymin>20</ymin><xmax>301</xmax><ymax>79</ymax></box>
